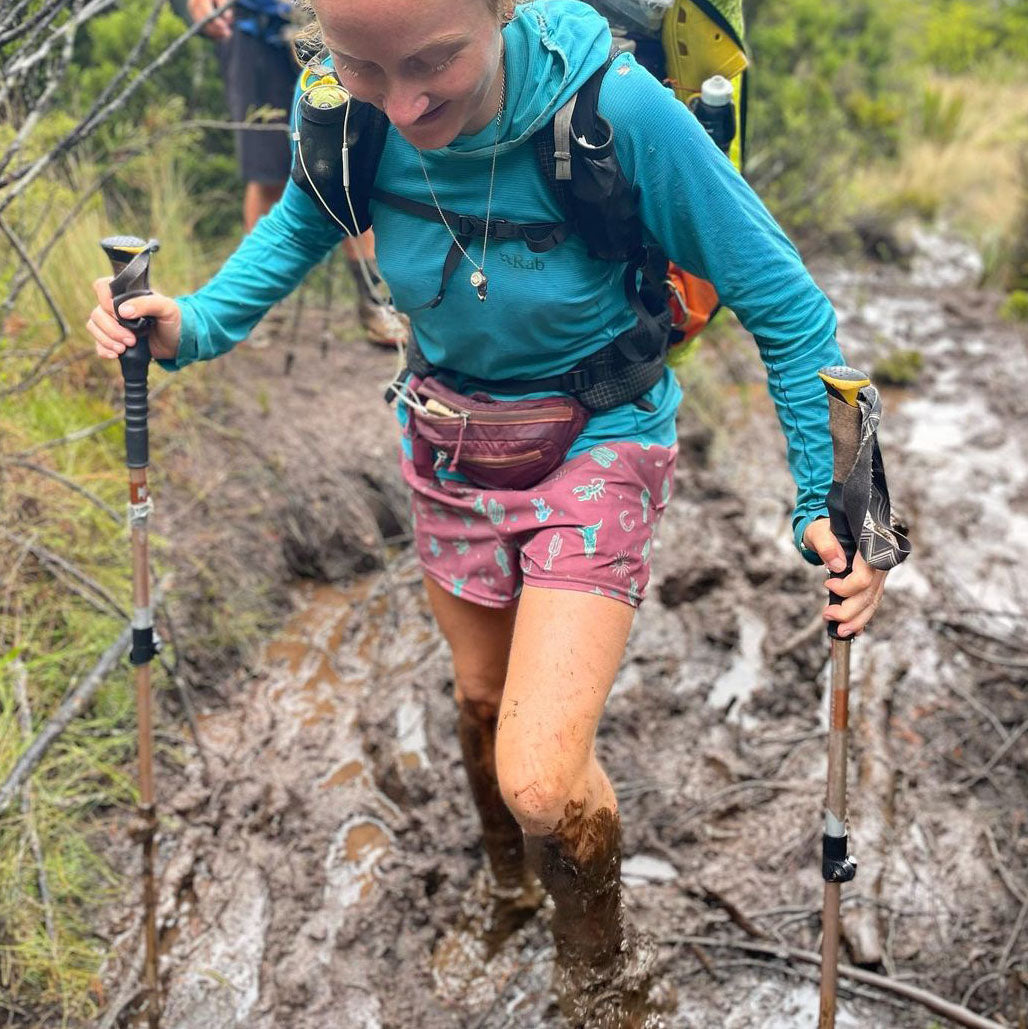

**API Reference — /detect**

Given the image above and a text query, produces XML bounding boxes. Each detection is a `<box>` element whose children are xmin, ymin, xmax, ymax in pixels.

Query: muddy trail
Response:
<box><xmin>100</xmin><ymin>237</ymin><xmax>1027</xmax><ymax>1029</ymax></box>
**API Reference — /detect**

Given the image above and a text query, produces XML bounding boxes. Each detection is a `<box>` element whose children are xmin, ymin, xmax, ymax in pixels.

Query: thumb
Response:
<box><xmin>803</xmin><ymin>517</ymin><xmax>848</xmax><ymax>573</ymax></box>
<box><xmin>117</xmin><ymin>293</ymin><xmax>178</xmax><ymax>324</ymax></box>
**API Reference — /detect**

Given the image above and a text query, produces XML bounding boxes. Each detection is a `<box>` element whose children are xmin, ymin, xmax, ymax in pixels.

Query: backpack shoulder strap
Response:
<box><xmin>534</xmin><ymin>44</ymin><xmax>646</xmax><ymax>264</ymax></box>
<box><xmin>536</xmin><ymin>46</ymin><xmax>671</xmax><ymax>362</ymax></box>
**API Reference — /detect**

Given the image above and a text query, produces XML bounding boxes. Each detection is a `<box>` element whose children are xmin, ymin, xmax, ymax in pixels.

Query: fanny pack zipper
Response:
<box><xmin>416</xmin><ymin>384</ymin><xmax>575</xmax><ymax>425</ymax></box>
<box><xmin>461</xmin><ymin>449</ymin><xmax>544</xmax><ymax>467</ymax></box>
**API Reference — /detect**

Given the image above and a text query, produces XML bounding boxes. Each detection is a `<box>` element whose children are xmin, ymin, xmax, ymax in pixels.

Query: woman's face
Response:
<box><xmin>313</xmin><ymin>0</ymin><xmax>505</xmax><ymax>150</ymax></box>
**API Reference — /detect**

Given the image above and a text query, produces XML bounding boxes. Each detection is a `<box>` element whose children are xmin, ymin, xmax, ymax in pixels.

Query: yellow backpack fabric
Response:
<box><xmin>659</xmin><ymin>0</ymin><xmax>748</xmax><ymax>365</ymax></box>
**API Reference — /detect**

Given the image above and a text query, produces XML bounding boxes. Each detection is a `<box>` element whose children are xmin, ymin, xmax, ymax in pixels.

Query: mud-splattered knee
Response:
<box><xmin>496</xmin><ymin>765</ymin><xmax>579</xmax><ymax>836</ymax></box>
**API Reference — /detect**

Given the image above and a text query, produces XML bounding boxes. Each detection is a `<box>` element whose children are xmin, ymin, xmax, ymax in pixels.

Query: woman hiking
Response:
<box><xmin>87</xmin><ymin>0</ymin><xmax>889</xmax><ymax>1024</ymax></box>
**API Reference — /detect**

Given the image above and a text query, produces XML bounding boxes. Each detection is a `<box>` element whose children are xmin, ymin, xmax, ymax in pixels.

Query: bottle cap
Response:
<box><xmin>700</xmin><ymin>75</ymin><xmax>733</xmax><ymax>108</ymax></box>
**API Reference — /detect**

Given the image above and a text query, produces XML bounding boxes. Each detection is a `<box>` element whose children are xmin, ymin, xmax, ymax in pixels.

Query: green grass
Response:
<box><xmin>845</xmin><ymin>66</ymin><xmax>1028</xmax><ymax>282</ymax></box>
<box><xmin>0</xmin><ymin>139</ymin><xmax>219</xmax><ymax>1022</ymax></box>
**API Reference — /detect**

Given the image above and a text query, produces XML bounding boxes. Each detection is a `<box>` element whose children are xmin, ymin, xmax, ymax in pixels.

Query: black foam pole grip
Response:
<box><xmin>119</xmin><ymin>347</ymin><xmax>150</xmax><ymax>469</ymax></box>
<box><xmin>101</xmin><ymin>237</ymin><xmax>157</xmax><ymax>469</ymax></box>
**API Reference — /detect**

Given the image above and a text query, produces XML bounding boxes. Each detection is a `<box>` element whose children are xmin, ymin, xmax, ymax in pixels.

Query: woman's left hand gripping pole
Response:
<box><xmin>101</xmin><ymin>234</ymin><xmax>163</xmax><ymax>1029</ymax></box>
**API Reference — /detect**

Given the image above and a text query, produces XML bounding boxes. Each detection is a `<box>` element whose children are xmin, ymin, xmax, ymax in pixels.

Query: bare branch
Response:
<box><xmin>2</xmin><ymin>0</ymin><xmax>117</xmax><ymax>85</ymax></box>
<box><xmin>0</xmin><ymin>578</ymin><xmax>170</xmax><ymax>816</ymax></box>
<box><xmin>26</xmin><ymin>0</ymin><xmax>165</xmax><ymax>180</ymax></box>
<box><xmin>0</xmin><ymin>1</ymin><xmax>239</xmax><ymax>212</ymax></box>
<box><xmin>0</xmin><ymin>216</ymin><xmax>67</xmax><ymax>392</ymax></box>
<box><xmin>669</xmin><ymin>935</ymin><xmax>1006</xmax><ymax>1029</ymax></box>
<box><xmin>0</xmin><ymin>0</ymin><xmax>66</xmax><ymax>55</ymax></box>
<box><xmin>1</xmin><ymin>165</ymin><xmax>121</xmax><ymax>322</ymax></box>
<box><xmin>0</xmin><ymin>0</ymin><xmax>41</xmax><ymax>36</ymax></box>
<box><xmin>958</xmin><ymin>718</ymin><xmax>1028</xmax><ymax>789</ymax></box>
<box><xmin>4</xmin><ymin>459</ymin><xmax>121</xmax><ymax>524</ymax></box>
<box><xmin>0</xmin><ymin>0</ymin><xmax>80</xmax><ymax>176</ymax></box>
<box><xmin>0</xmin><ymin>528</ymin><xmax>128</xmax><ymax>620</ymax></box>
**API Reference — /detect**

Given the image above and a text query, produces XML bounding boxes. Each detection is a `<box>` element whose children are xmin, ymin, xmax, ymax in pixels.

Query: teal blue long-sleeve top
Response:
<box><xmin>168</xmin><ymin>0</ymin><xmax>842</xmax><ymax>563</ymax></box>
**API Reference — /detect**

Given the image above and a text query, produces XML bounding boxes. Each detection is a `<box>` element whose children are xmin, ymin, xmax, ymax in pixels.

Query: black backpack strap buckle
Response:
<box><xmin>562</xmin><ymin>367</ymin><xmax>593</xmax><ymax>393</ymax></box>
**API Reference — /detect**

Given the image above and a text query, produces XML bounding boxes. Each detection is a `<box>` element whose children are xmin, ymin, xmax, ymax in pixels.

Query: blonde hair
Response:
<box><xmin>291</xmin><ymin>0</ymin><xmax>521</xmax><ymax>66</ymax></box>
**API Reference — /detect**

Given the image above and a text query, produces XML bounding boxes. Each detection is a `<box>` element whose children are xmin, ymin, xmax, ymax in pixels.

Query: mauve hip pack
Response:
<box><xmin>407</xmin><ymin>375</ymin><xmax>590</xmax><ymax>491</ymax></box>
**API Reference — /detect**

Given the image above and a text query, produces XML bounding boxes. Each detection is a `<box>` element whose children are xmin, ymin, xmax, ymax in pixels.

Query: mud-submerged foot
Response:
<box><xmin>553</xmin><ymin>926</ymin><xmax>676</xmax><ymax>1029</ymax></box>
<box><xmin>431</xmin><ymin>867</ymin><xmax>546</xmax><ymax>1006</ymax></box>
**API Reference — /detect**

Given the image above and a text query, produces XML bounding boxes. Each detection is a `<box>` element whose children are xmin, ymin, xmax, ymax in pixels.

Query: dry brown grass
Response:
<box><xmin>848</xmin><ymin>69</ymin><xmax>1028</xmax><ymax>263</ymax></box>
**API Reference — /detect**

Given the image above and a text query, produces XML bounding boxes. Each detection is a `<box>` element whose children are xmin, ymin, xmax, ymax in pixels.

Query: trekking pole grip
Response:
<box><xmin>101</xmin><ymin>236</ymin><xmax>159</xmax><ymax>469</ymax></box>
<box><xmin>818</xmin><ymin>366</ymin><xmax>871</xmax><ymax>641</ymax></box>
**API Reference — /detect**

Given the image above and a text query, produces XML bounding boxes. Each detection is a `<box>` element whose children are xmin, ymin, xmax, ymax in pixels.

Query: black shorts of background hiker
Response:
<box><xmin>218</xmin><ymin>29</ymin><xmax>297</xmax><ymax>184</ymax></box>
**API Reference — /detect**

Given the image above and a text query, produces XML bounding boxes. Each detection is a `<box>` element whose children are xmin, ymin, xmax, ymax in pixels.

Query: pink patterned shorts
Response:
<box><xmin>400</xmin><ymin>441</ymin><xmax>678</xmax><ymax>609</ymax></box>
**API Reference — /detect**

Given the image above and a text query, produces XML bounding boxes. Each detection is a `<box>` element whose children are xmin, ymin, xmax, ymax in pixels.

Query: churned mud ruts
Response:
<box><xmin>97</xmin><ymin>235</ymin><xmax>1028</xmax><ymax>1028</ymax></box>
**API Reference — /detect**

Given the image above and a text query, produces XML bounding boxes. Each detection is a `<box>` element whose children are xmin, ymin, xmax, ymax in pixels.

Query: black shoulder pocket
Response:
<box><xmin>291</xmin><ymin>89</ymin><xmax>388</xmax><ymax>235</ymax></box>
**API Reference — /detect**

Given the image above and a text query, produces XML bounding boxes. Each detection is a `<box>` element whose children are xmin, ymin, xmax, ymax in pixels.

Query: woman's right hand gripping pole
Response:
<box><xmin>88</xmin><ymin>277</ymin><xmax>183</xmax><ymax>364</ymax></box>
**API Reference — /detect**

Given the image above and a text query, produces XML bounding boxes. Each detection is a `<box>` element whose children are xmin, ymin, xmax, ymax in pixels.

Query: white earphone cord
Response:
<box><xmin>292</xmin><ymin>63</ymin><xmax>408</xmax><ymax>391</ymax></box>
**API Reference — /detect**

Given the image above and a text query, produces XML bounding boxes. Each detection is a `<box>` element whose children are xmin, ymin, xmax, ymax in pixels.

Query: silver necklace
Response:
<box><xmin>416</xmin><ymin>56</ymin><xmax>506</xmax><ymax>302</ymax></box>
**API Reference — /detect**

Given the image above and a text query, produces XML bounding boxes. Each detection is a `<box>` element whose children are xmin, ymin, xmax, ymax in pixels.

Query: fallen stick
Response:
<box><xmin>0</xmin><ymin>576</ymin><xmax>169</xmax><ymax>816</ymax></box>
<box><xmin>0</xmin><ymin>527</ymin><xmax>128</xmax><ymax>618</ymax></box>
<box><xmin>670</xmin><ymin>934</ymin><xmax>1006</xmax><ymax>1029</ymax></box>
<box><xmin>12</xmin><ymin>659</ymin><xmax>56</xmax><ymax>941</ymax></box>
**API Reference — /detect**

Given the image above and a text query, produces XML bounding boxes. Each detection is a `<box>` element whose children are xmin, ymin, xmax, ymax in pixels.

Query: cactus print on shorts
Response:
<box><xmin>400</xmin><ymin>441</ymin><xmax>677</xmax><ymax>609</ymax></box>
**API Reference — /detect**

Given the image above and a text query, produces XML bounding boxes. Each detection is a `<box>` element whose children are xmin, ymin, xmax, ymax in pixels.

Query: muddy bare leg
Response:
<box><xmin>458</xmin><ymin>696</ymin><xmax>530</xmax><ymax>891</ymax></box>
<box><xmin>528</xmin><ymin>797</ymin><xmax>670</xmax><ymax>1028</ymax></box>
<box><xmin>422</xmin><ymin>578</ymin><xmax>542</xmax><ymax>979</ymax></box>
<box><xmin>530</xmin><ymin>799</ymin><xmax>624</xmax><ymax>969</ymax></box>
<box><xmin>497</xmin><ymin>589</ymin><xmax>671</xmax><ymax>1026</ymax></box>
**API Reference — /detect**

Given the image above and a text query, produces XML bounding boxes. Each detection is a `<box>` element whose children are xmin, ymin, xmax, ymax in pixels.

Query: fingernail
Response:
<box><xmin>122</xmin><ymin>335</ymin><xmax>134</xmax><ymax>345</ymax></box>
<box><xmin>829</xmin><ymin>558</ymin><xmax>846</xmax><ymax>572</ymax></box>
<box><xmin>121</xmin><ymin>304</ymin><xmax>136</xmax><ymax>316</ymax></box>
<box><xmin>838</xmin><ymin>627</ymin><xmax>852</xmax><ymax>638</ymax></box>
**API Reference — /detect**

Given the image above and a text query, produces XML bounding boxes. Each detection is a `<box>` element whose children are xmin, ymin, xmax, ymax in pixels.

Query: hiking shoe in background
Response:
<box><xmin>244</xmin><ymin>306</ymin><xmax>287</xmax><ymax>350</ymax></box>
<box><xmin>245</xmin><ymin>321</ymin><xmax>274</xmax><ymax>350</ymax></box>
<box><xmin>358</xmin><ymin>296</ymin><xmax>410</xmax><ymax>350</ymax></box>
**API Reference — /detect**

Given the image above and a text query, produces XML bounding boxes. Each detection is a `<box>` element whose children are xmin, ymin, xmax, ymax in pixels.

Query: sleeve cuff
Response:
<box><xmin>157</xmin><ymin>301</ymin><xmax>200</xmax><ymax>372</ymax></box>
<box><xmin>794</xmin><ymin>509</ymin><xmax>828</xmax><ymax>566</ymax></box>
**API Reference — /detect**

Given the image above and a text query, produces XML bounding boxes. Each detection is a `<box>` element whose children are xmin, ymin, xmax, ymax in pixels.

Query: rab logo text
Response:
<box><xmin>499</xmin><ymin>254</ymin><xmax>545</xmax><ymax>271</ymax></box>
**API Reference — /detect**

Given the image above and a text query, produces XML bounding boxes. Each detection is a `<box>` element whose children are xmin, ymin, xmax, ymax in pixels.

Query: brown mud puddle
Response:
<box><xmin>111</xmin><ymin>238</ymin><xmax>1028</xmax><ymax>1028</ymax></box>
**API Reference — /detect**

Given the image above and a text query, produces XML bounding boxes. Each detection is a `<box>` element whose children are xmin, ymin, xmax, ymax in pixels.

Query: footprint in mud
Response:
<box><xmin>431</xmin><ymin>867</ymin><xmax>547</xmax><ymax>1009</ymax></box>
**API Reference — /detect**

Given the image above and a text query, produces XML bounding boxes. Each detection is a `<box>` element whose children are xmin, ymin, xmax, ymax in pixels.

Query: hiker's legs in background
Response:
<box><xmin>243</xmin><ymin>180</ymin><xmax>285</xmax><ymax>233</ymax></box>
<box><xmin>423</xmin><ymin>576</ymin><xmax>530</xmax><ymax>890</ymax></box>
<box><xmin>343</xmin><ymin>230</ymin><xmax>410</xmax><ymax>348</ymax></box>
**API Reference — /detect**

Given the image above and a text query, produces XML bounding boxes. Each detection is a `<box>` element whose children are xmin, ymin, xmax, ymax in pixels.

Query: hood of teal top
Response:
<box><xmin>439</xmin><ymin>0</ymin><xmax>613</xmax><ymax>158</ymax></box>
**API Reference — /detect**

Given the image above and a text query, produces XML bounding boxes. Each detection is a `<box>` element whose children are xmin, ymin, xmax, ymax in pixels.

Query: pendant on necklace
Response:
<box><xmin>470</xmin><ymin>269</ymin><xmax>488</xmax><ymax>302</ymax></box>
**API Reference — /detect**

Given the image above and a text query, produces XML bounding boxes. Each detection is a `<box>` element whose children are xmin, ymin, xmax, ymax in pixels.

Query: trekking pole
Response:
<box><xmin>816</xmin><ymin>365</ymin><xmax>868</xmax><ymax>1029</ymax></box>
<box><xmin>101</xmin><ymin>235</ymin><xmax>162</xmax><ymax>1029</ymax></box>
